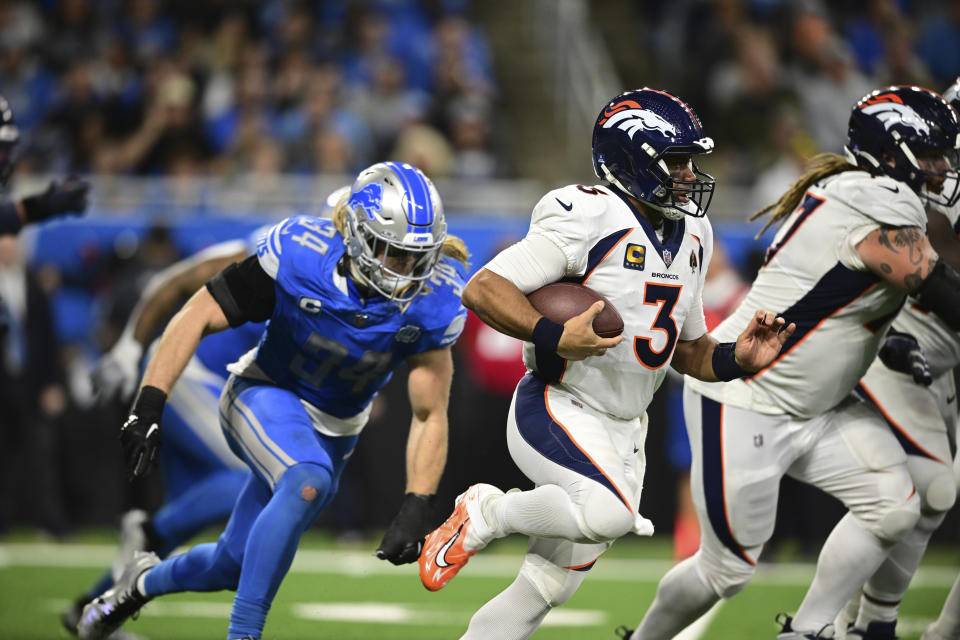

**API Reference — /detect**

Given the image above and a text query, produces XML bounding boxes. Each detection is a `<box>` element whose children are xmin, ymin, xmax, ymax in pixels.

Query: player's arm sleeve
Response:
<box><xmin>0</xmin><ymin>197</ymin><xmax>22</xmax><ymax>235</ymax></box>
<box><xmin>484</xmin><ymin>234</ymin><xmax>569</xmax><ymax>294</ymax></box>
<box><xmin>679</xmin><ymin>296</ymin><xmax>708</xmax><ymax>341</ymax></box>
<box><xmin>205</xmin><ymin>254</ymin><xmax>276</xmax><ymax>327</ymax></box>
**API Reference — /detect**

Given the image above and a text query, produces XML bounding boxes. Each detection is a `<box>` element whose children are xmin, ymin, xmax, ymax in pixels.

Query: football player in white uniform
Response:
<box><xmin>622</xmin><ymin>86</ymin><xmax>960</xmax><ymax>640</ymax></box>
<box><xmin>835</xmin><ymin>79</ymin><xmax>960</xmax><ymax>640</ymax></box>
<box><xmin>417</xmin><ymin>88</ymin><xmax>794</xmax><ymax>640</ymax></box>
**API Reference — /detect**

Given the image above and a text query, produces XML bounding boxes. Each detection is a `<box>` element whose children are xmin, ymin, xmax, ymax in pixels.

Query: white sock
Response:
<box><xmin>494</xmin><ymin>484</ymin><xmax>585</xmax><ymax>540</ymax></box>
<box><xmin>856</xmin><ymin>512</ymin><xmax>943</xmax><ymax>628</ymax></box>
<box><xmin>460</xmin><ymin>572</ymin><xmax>551</xmax><ymax>640</ymax></box>
<box><xmin>792</xmin><ymin>513</ymin><xmax>892</xmax><ymax>632</ymax></box>
<box><xmin>633</xmin><ymin>555</ymin><xmax>719</xmax><ymax>640</ymax></box>
<box><xmin>135</xmin><ymin>570</ymin><xmax>150</xmax><ymax>598</ymax></box>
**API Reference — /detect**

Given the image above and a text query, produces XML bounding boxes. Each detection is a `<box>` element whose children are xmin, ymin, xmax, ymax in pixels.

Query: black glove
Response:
<box><xmin>879</xmin><ymin>329</ymin><xmax>932</xmax><ymax>386</ymax></box>
<box><xmin>21</xmin><ymin>176</ymin><xmax>89</xmax><ymax>223</ymax></box>
<box><xmin>376</xmin><ymin>493</ymin><xmax>435</xmax><ymax>565</ymax></box>
<box><xmin>120</xmin><ymin>385</ymin><xmax>166</xmax><ymax>479</ymax></box>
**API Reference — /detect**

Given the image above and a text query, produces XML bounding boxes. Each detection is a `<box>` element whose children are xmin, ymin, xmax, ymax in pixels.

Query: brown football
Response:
<box><xmin>527</xmin><ymin>282</ymin><xmax>624</xmax><ymax>338</ymax></box>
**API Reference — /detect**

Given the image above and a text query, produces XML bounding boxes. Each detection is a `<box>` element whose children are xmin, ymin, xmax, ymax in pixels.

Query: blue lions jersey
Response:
<box><xmin>195</xmin><ymin>226</ymin><xmax>271</xmax><ymax>376</ymax></box>
<box><xmin>253</xmin><ymin>215</ymin><xmax>466</xmax><ymax>418</ymax></box>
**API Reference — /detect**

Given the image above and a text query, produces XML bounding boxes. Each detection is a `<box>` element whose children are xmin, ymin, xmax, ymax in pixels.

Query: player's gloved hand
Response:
<box><xmin>21</xmin><ymin>176</ymin><xmax>90</xmax><ymax>223</ymax></box>
<box><xmin>879</xmin><ymin>328</ymin><xmax>932</xmax><ymax>386</ymax></box>
<box><xmin>120</xmin><ymin>385</ymin><xmax>166</xmax><ymax>479</ymax></box>
<box><xmin>92</xmin><ymin>333</ymin><xmax>144</xmax><ymax>405</ymax></box>
<box><xmin>376</xmin><ymin>492</ymin><xmax>435</xmax><ymax>565</ymax></box>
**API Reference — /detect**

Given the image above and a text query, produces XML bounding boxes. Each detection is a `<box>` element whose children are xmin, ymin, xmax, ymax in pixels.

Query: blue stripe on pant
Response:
<box><xmin>514</xmin><ymin>375</ymin><xmax>630</xmax><ymax>510</ymax></box>
<box><xmin>700</xmin><ymin>394</ymin><xmax>754</xmax><ymax>565</ymax></box>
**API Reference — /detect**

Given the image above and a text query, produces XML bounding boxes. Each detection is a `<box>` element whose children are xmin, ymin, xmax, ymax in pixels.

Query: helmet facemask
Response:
<box><xmin>916</xmin><ymin>144</ymin><xmax>960</xmax><ymax>208</ymax></box>
<box><xmin>598</xmin><ymin>142</ymin><xmax>716</xmax><ymax>221</ymax></box>
<box><xmin>345</xmin><ymin>212</ymin><xmax>444</xmax><ymax>302</ymax></box>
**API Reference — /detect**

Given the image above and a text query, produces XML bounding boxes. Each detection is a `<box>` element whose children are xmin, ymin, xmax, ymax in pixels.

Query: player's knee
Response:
<box><xmin>519</xmin><ymin>559</ymin><xmax>581</xmax><ymax>608</ymax></box>
<box><xmin>278</xmin><ymin>462</ymin><xmax>332</xmax><ymax>504</ymax></box>
<box><xmin>921</xmin><ymin>467</ymin><xmax>957</xmax><ymax>514</ymax></box>
<box><xmin>579</xmin><ymin>494</ymin><xmax>635</xmax><ymax>542</ymax></box>
<box><xmin>697</xmin><ymin>550</ymin><xmax>755</xmax><ymax>599</ymax></box>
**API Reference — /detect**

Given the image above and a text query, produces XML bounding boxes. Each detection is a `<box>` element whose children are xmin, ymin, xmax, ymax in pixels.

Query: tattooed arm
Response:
<box><xmin>855</xmin><ymin>225</ymin><xmax>939</xmax><ymax>292</ymax></box>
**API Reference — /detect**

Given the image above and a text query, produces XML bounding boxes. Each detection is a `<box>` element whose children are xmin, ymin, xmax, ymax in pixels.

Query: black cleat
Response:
<box><xmin>77</xmin><ymin>551</ymin><xmax>158</xmax><ymax>640</ymax></box>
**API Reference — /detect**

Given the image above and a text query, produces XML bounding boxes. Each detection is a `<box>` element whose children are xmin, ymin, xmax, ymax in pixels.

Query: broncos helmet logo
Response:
<box><xmin>599</xmin><ymin>100</ymin><xmax>678</xmax><ymax>139</ymax></box>
<box><xmin>348</xmin><ymin>183</ymin><xmax>384</xmax><ymax>221</ymax></box>
<box><xmin>860</xmin><ymin>94</ymin><xmax>931</xmax><ymax>136</ymax></box>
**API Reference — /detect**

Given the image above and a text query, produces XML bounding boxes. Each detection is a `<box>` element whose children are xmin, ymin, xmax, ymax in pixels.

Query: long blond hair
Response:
<box><xmin>331</xmin><ymin>198</ymin><xmax>470</xmax><ymax>266</ymax></box>
<box><xmin>750</xmin><ymin>153</ymin><xmax>858</xmax><ymax>236</ymax></box>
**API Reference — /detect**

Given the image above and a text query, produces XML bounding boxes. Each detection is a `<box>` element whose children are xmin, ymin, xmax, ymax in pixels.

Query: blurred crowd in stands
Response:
<box><xmin>628</xmin><ymin>0</ymin><xmax>960</xmax><ymax>209</ymax></box>
<box><xmin>1</xmin><ymin>0</ymin><xmax>500</xmax><ymax>183</ymax></box>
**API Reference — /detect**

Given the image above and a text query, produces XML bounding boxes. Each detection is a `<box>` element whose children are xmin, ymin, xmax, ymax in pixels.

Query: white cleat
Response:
<box><xmin>78</xmin><ymin>551</ymin><xmax>159</xmax><ymax>640</ymax></box>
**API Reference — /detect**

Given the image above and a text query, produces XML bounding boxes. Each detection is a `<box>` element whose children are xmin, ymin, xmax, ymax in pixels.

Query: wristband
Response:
<box><xmin>131</xmin><ymin>385</ymin><xmax>167</xmax><ymax>417</ymax></box>
<box><xmin>531</xmin><ymin>316</ymin><xmax>564</xmax><ymax>354</ymax></box>
<box><xmin>712</xmin><ymin>342</ymin><xmax>749</xmax><ymax>381</ymax></box>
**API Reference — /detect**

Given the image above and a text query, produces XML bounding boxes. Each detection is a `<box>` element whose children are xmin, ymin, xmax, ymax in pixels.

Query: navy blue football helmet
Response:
<box><xmin>592</xmin><ymin>88</ymin><xmax>715</xmax><ymax>220</ymax></box>
<box><xmin>845</xmin><ymin>85</ymin><xmax>960</xmax><ymax>208</ymax></box>
<box><xmin>0</xmin><ymin>95</ymin><xmax>18</xmax><ymax>187</ymax></box>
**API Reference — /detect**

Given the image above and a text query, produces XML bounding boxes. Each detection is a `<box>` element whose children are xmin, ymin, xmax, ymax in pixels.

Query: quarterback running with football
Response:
<box><xmin>417</xmin><ymin>88</ymin><xmax>794</xmax><ymax>640</ymax></box>
<box><xmin>78</xmin><ymin>162</ymin><xmax>469</xmax><ymax>640</ymax></box>
<box><xmin>622</xmin><ymin>85</ymin><xmax>960</xmax><ymax>640</ymax></box>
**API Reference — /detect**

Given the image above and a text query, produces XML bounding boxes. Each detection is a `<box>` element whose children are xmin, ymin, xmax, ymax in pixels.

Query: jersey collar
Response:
<box><xmin>611</xmin><ymin>190</ymin><xmax>687</xmax><ymax>267</ymax></box>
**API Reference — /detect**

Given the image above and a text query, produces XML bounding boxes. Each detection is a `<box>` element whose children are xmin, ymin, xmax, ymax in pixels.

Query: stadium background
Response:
<box><xmin>0</xmin><ymin>0</ymin><xmax>958</xmax><ymax>574</ymax></box>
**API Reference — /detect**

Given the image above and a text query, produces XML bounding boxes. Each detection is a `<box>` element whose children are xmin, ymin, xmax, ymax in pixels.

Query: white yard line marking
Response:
<box><xmin>5</xmin><ymin>543</ymin><xmax>956</xmax><ymax>587</ymax></box>
<box><xmin>47</xmin><ymin>598</ymin><xmax>604</xmax><ymax>627</ymax></box>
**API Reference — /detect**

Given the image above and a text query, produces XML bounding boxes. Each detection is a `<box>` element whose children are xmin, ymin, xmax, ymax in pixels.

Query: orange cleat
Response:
<box><xmin>419</xmin><ymin>483</ymin><xmax>502</xmax><ymax>591</ymax></box>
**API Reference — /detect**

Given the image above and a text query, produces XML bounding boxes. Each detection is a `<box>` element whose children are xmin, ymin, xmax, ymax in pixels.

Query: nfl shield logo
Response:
<box><xmin>662</xmin><ymin>249</ymin><xmax>672</xmax><ymax>266</ymax></box>
<box><xmin>753</xmin><ymin>434</ymin><xmax>764</xmax><ymax>447</ymax></box>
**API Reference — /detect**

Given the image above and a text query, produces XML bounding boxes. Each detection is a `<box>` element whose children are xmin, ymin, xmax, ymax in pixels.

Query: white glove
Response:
<box><xmin>92</xmin><ymin>332</ymin><xmax>143</xmax><ymax>404</ymax></box>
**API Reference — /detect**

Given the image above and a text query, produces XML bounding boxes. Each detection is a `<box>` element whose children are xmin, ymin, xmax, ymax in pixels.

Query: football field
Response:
<box><xmin>0</xmin><ymin>532</ymin><xmax>954</xmax><ymax>639</ymax></box>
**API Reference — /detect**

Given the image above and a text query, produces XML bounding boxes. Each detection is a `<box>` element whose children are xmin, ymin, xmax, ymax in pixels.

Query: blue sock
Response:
<box><xmin>151</xmin><ymin>469</ymin><xmax>249</xmax><ymax>554</ymax></box>
<box><xmin>143</xmin><ymin>542</ymin><xmax>241</xmax><ymax>596</ymax></box>
<box><xmin>227</xmin><ymin>463</ymin><xmax>331</xmax><ymax>639</ymax></box>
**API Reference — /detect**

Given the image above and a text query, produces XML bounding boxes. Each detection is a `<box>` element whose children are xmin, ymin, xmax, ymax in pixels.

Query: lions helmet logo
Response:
<box><xmin>598</xmin><ymin>99</ymin><xmax>678</xmax><ymax>139</ymax></box>
<box><xmin>859</xmin><ymin>93</ymin><xmax>930</xmax><ymax>136</ymax></box>
<box><xmin>348</xmin><ymin>183</ymin><xmax>384</xmax><ymax>221</ymax></box>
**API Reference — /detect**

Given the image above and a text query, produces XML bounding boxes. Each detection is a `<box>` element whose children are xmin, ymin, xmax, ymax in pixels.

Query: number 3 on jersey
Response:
<box><xmin>633</xmin><ymin>283</ymin><xmax>682</xmax><ymax>369</ymax></box>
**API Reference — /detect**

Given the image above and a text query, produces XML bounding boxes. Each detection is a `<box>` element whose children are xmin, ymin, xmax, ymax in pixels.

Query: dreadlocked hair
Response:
<box><xmin>332</xmin><ymin>199</ymin><xmax>470</xmax><ymax>266</ymax></box>
<box><xmin>749</xmin><ymin>153</ymin><xmax>858</xmax><ymax>237</ymax></box>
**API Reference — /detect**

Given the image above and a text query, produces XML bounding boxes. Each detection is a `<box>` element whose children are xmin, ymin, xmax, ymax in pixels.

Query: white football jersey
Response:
<box><xmin>688</xmin><ymin>170</ymin><xmax>926</xmax><ymax>418</ymax></box>
<box><xmin>519</xmin><ymin>183</ymin><xmax>713</xmax><ymax>420</ymax></box>
<box><xmin>891</xmin><ymin>199</ymin><xmax>960</xmax><ymax>378</ymax></box>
